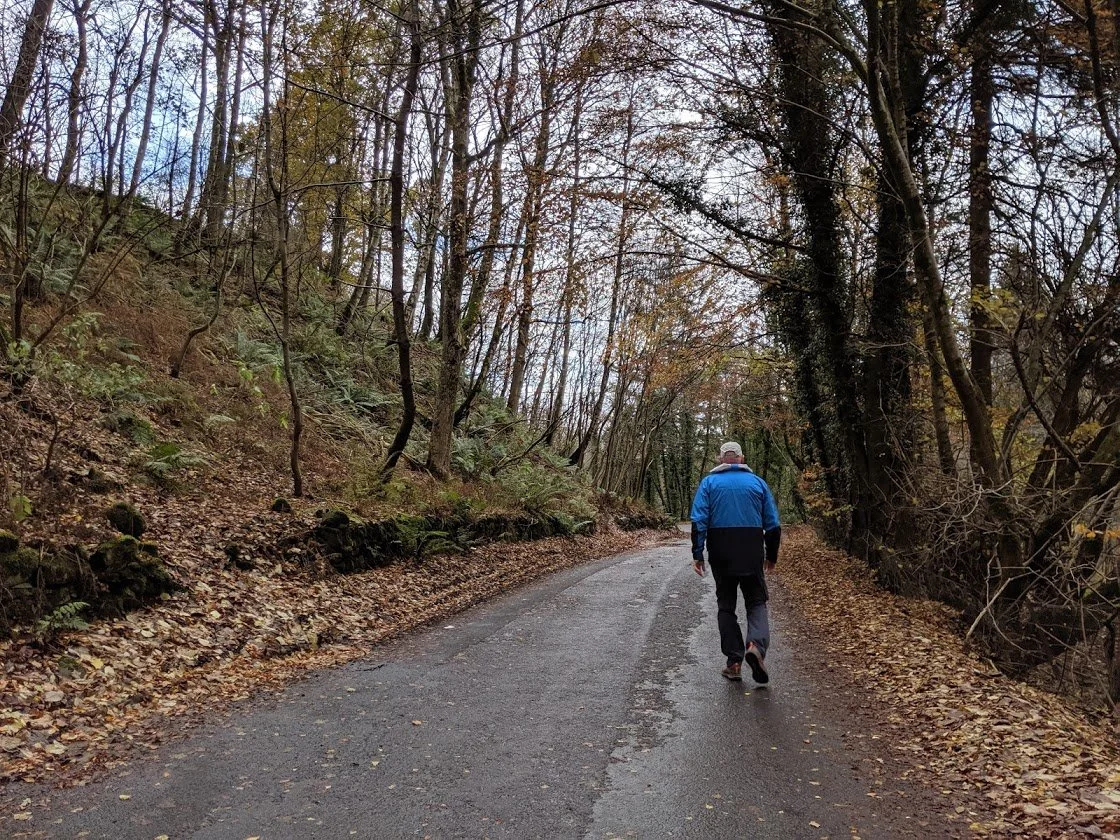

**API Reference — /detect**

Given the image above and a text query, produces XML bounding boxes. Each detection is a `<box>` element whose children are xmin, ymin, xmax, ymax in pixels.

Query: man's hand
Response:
<box><xmin>692</xmin><ymin>560</ymin><xmax>705</xmax><ymax>577</ymax></box>
<box><xmin>765</xmin><ymin>560</ymin><xmax>777</xmax><ymax>574</ymax></box>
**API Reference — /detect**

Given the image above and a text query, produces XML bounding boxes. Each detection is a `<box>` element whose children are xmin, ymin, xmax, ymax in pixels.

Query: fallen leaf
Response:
<box><xmin>0</xmin><ymin>736</ymin><xmax>23</xmax><ymax>752</ymax></box>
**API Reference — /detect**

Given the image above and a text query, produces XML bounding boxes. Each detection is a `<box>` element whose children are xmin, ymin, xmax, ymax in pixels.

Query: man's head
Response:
<box><xmin>719</xmin><ymin>441</ymin><xmax>743</xmax><ymax>464</ymax></box>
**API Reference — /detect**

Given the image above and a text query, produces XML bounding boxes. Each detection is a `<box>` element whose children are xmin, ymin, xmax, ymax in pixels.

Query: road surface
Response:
<box><xmin>6</xmin><ymin>539</ymin><xmax>964</xmax><ymax>839</ymax></box>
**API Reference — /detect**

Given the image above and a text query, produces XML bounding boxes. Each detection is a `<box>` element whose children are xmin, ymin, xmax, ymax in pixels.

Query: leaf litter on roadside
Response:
<box><xmin>778</xmin><ymin>528</ymin><xmax>1120</xmax><ymax>840</ymax></box>
<box><xmin>0</xmin><ymin>514</ymin><xmax>666</xmax><ymax>794</ymax></box>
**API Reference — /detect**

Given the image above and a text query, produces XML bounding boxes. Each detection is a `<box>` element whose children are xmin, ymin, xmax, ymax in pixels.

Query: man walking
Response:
<box><xmin>690</xmin><ymin>441</ymin><xmax>781</xmax><ymax>683</ymax></box>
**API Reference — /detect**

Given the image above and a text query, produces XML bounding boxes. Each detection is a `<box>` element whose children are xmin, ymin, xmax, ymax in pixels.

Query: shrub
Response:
<box><xmin>50</xmin><ymin>356</ymin><xmax>148</xmax><ymax>404</ymax></box>
<box><xmin>8</xmin><ymin>493</ymin><xmax>32</xmax><ymax>523</ymax></box>
<box><xmin>43</xmin><ymin>312</ymin><xmax>149</xmax><ymax>404</ymax></box>
<box><xmin>498</xmin><ymin>460</ymin><xmax>598</xmax><ymax>524</ymax></box>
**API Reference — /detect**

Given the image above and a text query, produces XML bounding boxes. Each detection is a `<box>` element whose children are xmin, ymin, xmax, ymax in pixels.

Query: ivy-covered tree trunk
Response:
<box><xmin>858</xmin><ymin>0</ymin><xmax>924</xmax><ymax>565</ymax></box>
<box><xmin>767</xmin><ymin>12</ymin><xmax>869</xmax><ymax>542</ymax></box>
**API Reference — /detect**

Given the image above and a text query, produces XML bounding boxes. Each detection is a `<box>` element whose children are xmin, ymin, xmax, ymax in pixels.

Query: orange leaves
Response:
<box><xmin>778</xmin><ymin>527</ymin><xmax>1120</xmax><ymax>839</ymax></box>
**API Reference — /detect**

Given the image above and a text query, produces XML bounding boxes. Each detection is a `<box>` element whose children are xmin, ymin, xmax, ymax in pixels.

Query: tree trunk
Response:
<box><xmin>170</xmin><ymin>262</ymin><xmax>228</xmax><ymax>378</ymax></box>
<box><xmin>259</xmin><ymin>0</ymin><xmax>302</xmax><ymax>497</ymax></box>
<box><xmin>97</xmin><ymin>15</ymin><xmax>138</xmax><ymax>210</ymax></box>
<box><xmin>921</xmin><ymin>305</ymin><xmax>956</xmax><ymax>475</ymax></box>
<box><xmin>458</xmin><ymin>0</ymin><xmax>523</xmax><ymax>361</ymax></box>
<box><xmin>506</xmin><ymin>55</ymin><xmax>559</xmax><ymax>414</ymax></box>
<box><xmin>768</xmin><ymin>8</ymin><xmax>868</xmax><ymax>544</ymax></box>
<box><xmin>180</xmin><ymin>41</ymin><xmax>209</xmax><ymax>227</ymax></box>
<box><xmin>57</xmin><ymin>0</ymin><xmax>90</xmax><ymax>183</ymax></box>
<box><xmin>544</xmin><ymin>84</ymin><xmax>584</xmax><ymax>446</ymax></box>
<box><xmin>570</xmin><ymin>100</ymin><xmax>634</xmax><ymax>467</ymax></box>
<box><xmin>109</xmin><ymin>14</ymin><xmax>149</xmax><ymax>200</ymax></box>
<box><xmin>454</xmin><ymin>215</ymin><xmax>523</xmax><ymax>426</ymax></box>
<box><xmin>126</xmin><ymin>0</ymin><xmax>172</xmax><ymax>208</ymax></box>
<box><xmin>0</xmin><ymin>0</ymin><xmax>55</xmax><ymax>166</ymax></box>
<box><xmin>408</xmin><ymin>95</ymin><xmax>449</xmax><ymax>338</ymax></box>
<box><xmin>427</xmin><ymin>0</ymin><xmax>484</xmax><ymax>478</ymax></box>
<box><xmin>419</xmin><ymin>240</ymin><xmax>439</xmax><ymax>339</ymax></box>
<box><xmin>381</xmin><ymin>1</ymin><xmax>423</xmax><ymax>478</ymax></box>
<box><xmin>853</xmin><ymin>2</ymin><xmax>1004</xmax><ymax>488</ymax></box>
<box><xmin>857</xmin><ymin>0</ymin><xmax>924</xmax><ymax>561</ymax></box>
<box><xmin>968</xmin><ymin>26</ymin><xmax>995</xmax><ymax>409</ymax></box>
<box><xmin>199</xmin><ymin>0</ymin><xmax>235</xmax><ymax>242</ymax></box>
<box><xmin>337</xmin><ymin>51</ymin><xmax>397</xmax><ymax>333</ymax></box>
<box><xmin>861</xmin><ymin>176</ymin><xmax>914</xmax><ymax>523</ymax></box>
<box><xmin>327</xmin><ymin>189</ymin><xmax>346</xmax><ymax>289</ymax></box>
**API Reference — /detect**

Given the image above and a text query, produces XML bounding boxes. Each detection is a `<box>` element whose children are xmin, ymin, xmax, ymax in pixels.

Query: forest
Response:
<box><xmin>0</xmin><ymin>0</ymin><xmax>1118</xmax><ymax>715</ymax></box>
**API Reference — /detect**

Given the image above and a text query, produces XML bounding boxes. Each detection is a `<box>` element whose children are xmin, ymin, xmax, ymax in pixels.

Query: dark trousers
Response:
<box><xmin>711</xmin><ymin>567</ymin><xmax>770</xmax><ymax>666</ymax></box>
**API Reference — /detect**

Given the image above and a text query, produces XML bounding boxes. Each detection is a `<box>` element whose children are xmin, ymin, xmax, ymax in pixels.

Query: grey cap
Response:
<box><xmin>719</xmin><ymin>441</ymin><xmax>743</xmax><ymax>456</ymax></box>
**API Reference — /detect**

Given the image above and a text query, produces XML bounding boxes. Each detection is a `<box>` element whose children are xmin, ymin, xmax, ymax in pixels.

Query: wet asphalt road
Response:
<box><xmin>7</xmin><ymin>539</ymin><xmax>958</xmax><ymax>839</ymax></box>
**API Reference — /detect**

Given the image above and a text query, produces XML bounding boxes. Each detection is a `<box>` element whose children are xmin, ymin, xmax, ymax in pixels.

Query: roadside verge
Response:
<box><xmin>777</xmin><ymin>526</ymin><xmax>1120</xmax><ymax>839</ymax></box>
<box><xmin>0</xmin><ymin>524</ymin><xmax>672</xmax><ymax>792</ymax></box>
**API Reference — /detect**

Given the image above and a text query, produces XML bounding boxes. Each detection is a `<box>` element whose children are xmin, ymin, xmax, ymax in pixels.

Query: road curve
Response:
<box><xmin>7</xmin><ymin>539</ymin><xmax>963</xmax><ymax>839</ymax></box>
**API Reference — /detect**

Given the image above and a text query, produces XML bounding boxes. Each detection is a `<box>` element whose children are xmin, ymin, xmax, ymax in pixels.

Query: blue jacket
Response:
<box><xmin>690</xmin><ymin>464</ymin><xmax>781</xmax><ymax>576</ymax></box>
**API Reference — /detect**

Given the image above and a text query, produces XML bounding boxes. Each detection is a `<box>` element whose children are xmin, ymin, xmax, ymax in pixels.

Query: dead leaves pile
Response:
<box><xmin>0</xmin><ymin>519</ymin><xmax>663</xmax><ymax>791</ymax></box>
<box><xmin>778</xmin><ymin>527</ymin><xmax>1120</xmax><ymax>840</ymax></box>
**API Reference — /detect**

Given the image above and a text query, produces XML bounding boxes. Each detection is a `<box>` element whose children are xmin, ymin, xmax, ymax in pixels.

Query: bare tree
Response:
<box><xmin>56</xmin><ymin>0</ymin><xmax>91</xmax><ymax>183</ymax></box>
<box><xmin>427</xmin><ymin>0</ymin><xmax>485</xmax><ymax>479</ymax></box>
<box><xmin>257</xmin><ymin>0</ymin><xmax>303</xmax><ymax>496</ymax></box>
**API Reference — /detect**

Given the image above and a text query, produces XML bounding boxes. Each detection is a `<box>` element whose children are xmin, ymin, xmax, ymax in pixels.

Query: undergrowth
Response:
<box><xmin>0</xmin><ymin>180</ymin><xmax>639</xmax><ymax>543</ymax></box>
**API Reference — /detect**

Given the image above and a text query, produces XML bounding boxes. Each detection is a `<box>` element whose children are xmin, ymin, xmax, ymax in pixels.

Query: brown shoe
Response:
<box><xmin>744</xmin><ymin>644</ymin><xmax>769</xmax><ymax>684</ymax></box>
<box><xmin>721</xmin><ymin>661</ymin><xmax>742</xmax><ymax>681</ymax></box>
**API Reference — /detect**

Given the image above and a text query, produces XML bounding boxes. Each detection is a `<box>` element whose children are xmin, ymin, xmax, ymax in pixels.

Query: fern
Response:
<box><xmin>35</xmin><ymin>601</ymin><xmax>90</xmax><ymax>641</ymax></box>
<box><xmin>392</xmin><ymin>518</ymin><xmax>460</xmax><ymax>560</ymax></box>
<box><xmin>228</xmin><ymin>329</ymin><xmax>283</xmax><ymax>370</ymax></box>
<box><xmin>141</xmin><ymin>442</ymin><xmax>207</xmax><ymax>483</ymax></box>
